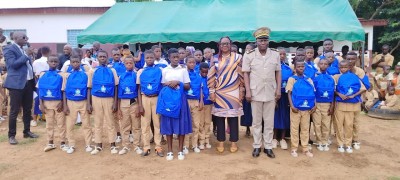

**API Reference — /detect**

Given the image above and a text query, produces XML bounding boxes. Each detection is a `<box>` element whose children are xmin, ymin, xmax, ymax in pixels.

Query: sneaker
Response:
<box><xmin>119</xmin><ymin>147</ymin><xmax>129</xmax><ymax>155</ymax></box>
<box><xmin>352</xmin><ymin>142</ymin><xmax>361</xmax><ymax>150</ymax></box>
<box><xmin>67</xmin><ymin>146</ymin><xmax>75</xmax><ymax>154</ymax></box>
<box><xmin>30</xmin><ymin>120</ymin><xmax>37</xmax><ymax>127</ymax></box>
<box><xmin>115</xmin><ymin>136</ymin><xmax>122</xmax><ymax>143</ymax></box>
<box><xmin>272</xmin><ymin>139</ymin><xmax>278</xmax><ymax>149</ymax></box>
<box><xmin>198</xmin><ymin>144</ymin><xmax>205</xmax><ymax>150</ymax></box>
<box><xmin>317</xmin><ymin>144</ymin><xmax>324</xmax><ymax>151</ymax></box>
<box><xmin>91</xmin><ymin>146</ymin><xmax>103</xmax><ymax>155</ymax></box>
<box><xmin>280</xmin><ymin>139</ymin><xmax>288</xmax><ymax>150</ymax></box>
<box><xmin>338</xmin><ymin>146</ymin><xmax>345</xmax><ymax>153</ymax></box>
<box><xmin>177</xmin><ymin>152</ymin><xmax>185</xmax><ymax>160</ymax></box>
<box><xmin>134</xmin><ymin>147</ymin><xmax>143</xmax><ymax>154</ymax></box>
<box><xmin>205</xmin><ymin>143</ymin><xmax>212</xmax><ymax>149</ymax></box>
<box><xmin>304</xmin><ymin>151</ymin><xmax>314</xmax><ymax>158</ymax></box>
<box><xmin>193</xmin><ymin>146</ymin><xmax>201</xmax><ymax>153</ymax></box>
<box><xmin>183</xmin><ymin>146</ymin><xmax>189</xmax><ymax>155</ymax></box>
<box><xmin>166</xmin><ymin>152</ymin><xmax>174</xmax><ymax>161</ymax></box>
<box><xmin>44</xmin><ymin>144</ymin><xmax>56</xmax><ymax>152</ymax></box>
<box><xmin>110</xmin><ymin>146</ymin><xmax>119</xmax><ymax>154</ymax></box>
<box><xmin>291</xmin><ymin>150</ymin><xmax>298</xmax><ymax>157</ymax></box>
<box><xmin>0</xmin><ymin>116</ymin><xmax>6</xmax><ymax>121</ymax></box>
<box><xmin>60</xmin><ymin>144</ymin><xmax>69</xmax><ymax>151</ymax></box>
<box><xmin>129</xmin><ymin>134</ymin><xmax>134</xmax><ymax>143</ymax></box>
<box><xmin>85</xmin><ymin>145</ymin><xmax>93</xmax><ymax>152</ymax></box>
<box><xmin>323</xmin><ymin>144</ymin><xmax>330</xmax><ymax>151</ymax></box>
<box><xmin>346</xmin><ymin>146</ymin><xmax>353</xmax><ymax>153</ymax></box>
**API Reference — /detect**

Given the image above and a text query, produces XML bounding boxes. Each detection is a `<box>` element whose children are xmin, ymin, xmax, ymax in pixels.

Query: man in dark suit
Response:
<box><xmin>3</xmin><ymin>31</ymin><xmax>38</xmax><ymax>145</ymax></box>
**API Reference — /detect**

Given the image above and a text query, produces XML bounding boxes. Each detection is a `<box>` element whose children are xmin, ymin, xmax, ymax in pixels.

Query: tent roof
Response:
<box><xmin>78</xmin><ymin>0</ymin><xmax>365</xmax><ymax>44</ymax></box>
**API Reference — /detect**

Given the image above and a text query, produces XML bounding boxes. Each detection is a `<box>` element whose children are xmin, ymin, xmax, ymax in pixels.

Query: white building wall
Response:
<box><xmin>0</xmin><ymin>14</ymin><xmax>101</xmax><ymax>43</ymax></box>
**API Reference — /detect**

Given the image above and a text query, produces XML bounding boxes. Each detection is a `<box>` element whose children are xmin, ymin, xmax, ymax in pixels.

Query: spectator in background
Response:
<box><xmin>372</xmin><ymin>44</ymin><xmax>394</xmax><ymax>75</ymax></box>
<box><xmin>0</xmin><ymin>28</ymin><xmax>7</xmax><ymax>47</ymax></box>
<box><xmin>91</xmin><ymin>41</ymin><xmax>102</xmax><ymax>59</ymax></box>
<box><xmin>341</xmin><ymin>45</ymin><xmax>349</xmax><ymax>60</ymax></box>
<box><xmin>8</xmin><ymin>32</ymin><xmax>14</xmax><ymax>45</ymax></box>
<box><xmin>58</xmin><ymin>44</ymin><xmax>72</xmax><ymax>70</ymax></box>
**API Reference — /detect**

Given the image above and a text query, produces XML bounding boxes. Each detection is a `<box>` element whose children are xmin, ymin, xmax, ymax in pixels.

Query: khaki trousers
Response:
<box><xmin>312</xmin><ymin>103</ymin><xmax>331</xmax><ymax>145</ymax></box>
<box><xmin>141</xmin><ymin>95</ymin><xmax>161</xmax><ymax>150</ymax></box>
<box><xmin>185</xmin><ymin>100</ymin><xmax>202</xmax><ymax>148</ymax></box>
<box><xmin>66</xmin><ymin>100</ymin><xmax>92</xmax><ymax>147</ymax></box>
<box><xmin>44</xmin><ymin>101</ymin><xmax>66</xmax><ymax>142</ymax></box>
<box><xmin>92</xmin><ymin>96</ymin><xmax>115</xmax><ymax>144</ymax></box>
<box><xmin>120</xmin><ymin>102</ymin><xmax>141</xmax><ymax>148</ymax></box>
<box><xmin>334</xmin><ymin>110</ymin><xmax>354</xmax><ymax>147</ymax></box>
<box><xmin>199</xmin><ymin>104</ymin><xmax>212</xmax><ymax>145</ymax></box>
<box><xmin>290</xmin><ymin>110</ymin><xmax>310</xmax><ymax>152</ymax></box>
<box><xmin>114</xmin><ymin>113</ymin><xmax>121</xmax><ymax>134</ymax></box>
<box><xmin>352</xmin><ymin>112</ymin><xmax>360</xmax><ymax>142</ymax></box>
<box><xmin>251</xmin><ymin>101</ymin><xmax>275</xmax><ymax>149</ymax></box>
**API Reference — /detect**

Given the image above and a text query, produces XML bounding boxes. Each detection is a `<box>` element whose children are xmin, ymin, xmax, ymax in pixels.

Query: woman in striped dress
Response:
<box><xmin>208</xmin><ymin>36</ymin><xmax>244</xmax><ymax>153</ymax></box>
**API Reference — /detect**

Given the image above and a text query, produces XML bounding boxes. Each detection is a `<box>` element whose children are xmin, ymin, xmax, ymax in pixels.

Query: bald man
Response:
<box><xmin>58</xmin><ymin>45</ymin><xmax>72</xmax><ymax>70</ymax></box>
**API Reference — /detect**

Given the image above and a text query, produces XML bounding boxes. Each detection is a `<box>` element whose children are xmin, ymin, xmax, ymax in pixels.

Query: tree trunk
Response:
<box><xmin>369</xmin><ymin>0</ymin><xmax>394</xmax><ymax>20</ymax></box>
<box><xmin>390</xmin><ymin>40</ymin><xmax>400</xmax><ymax>54</ymax></box>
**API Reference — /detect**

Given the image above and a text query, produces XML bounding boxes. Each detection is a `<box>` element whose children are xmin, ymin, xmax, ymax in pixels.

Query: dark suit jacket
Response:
<box><xmin>3</xmin><ymin>44</ymin><xmax>33</xmax><ymax>89</ymax></box>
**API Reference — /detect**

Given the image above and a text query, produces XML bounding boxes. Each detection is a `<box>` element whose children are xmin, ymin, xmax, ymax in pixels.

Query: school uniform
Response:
<box><xmin>372</xmin><ymin>53</ymin><xmax>394</xmax><ymax>75</ymax></box>
<box><xmin>274</xmin><ymin>62</ymin><xmax>292</xmax><ymax>130</ymax></box>
<box><xmin>158</xmin><ymin>65</ymin><xmax>192</xmax><ymax>135</ymax></box>
<box><xmin>312</xmin><ymin>71</ymin><xmax>335</xmax><ymax>145</ymax></box>
<box><xmin>109</xmin><ymin>60</ymin><xmax>126</xmax><ymax>134</ymax></box>
<box><xmin>364</xmin><ymin>90</ymin><xmax>379</xmax><ymax>108</ymax></box>
<box><xmin>375</xmin><ymin>73</ymin><xmax>393</xmax><ymax>97</ymax></box>
<box><xmin>137</xmin><ymin>65</ymin><xmax>163</xmax><ymax>151</ymax></box>
<box><xmin>87</xmin><ymin>65</ymin><xmax>119</xmax><ymax>144</ymax></box>
<box><xmin>199</xmin><ymin>75</ymin><xmax>213</xmax><ymax>146</ymax></box>
<box><xmin>333</xmin><ymin>72</ymin><xmax>366</xmax><ymax>147</ymax></box>
<box><xmin>351</xmin><ymin>67</ymin><xmax>369</xmax><ymax>143</ymax></box>
<box><xmin>380</xmin><ymin>94</ymin><xmax>399</xmax><ymax>110</ymax></box>
<box><xmin>390</xmin><ymin>73</ymin><xmax>400</xmax><ymax>96</ymax></box>
<box><xmin>118</xmin><ymin>70</ymin><xmax>141</xmax><ymax>149</ymax></box>
<box><xmin>285</xmin><ymin>75</ymin><xmax>315</xmax><ymax>152</ymax></box>
<box><xmin>184</xmin><ymin>69</ymin><xmax>202</xmax><ymax>149</ymax></box>
<box><xmin>62</xmin><ymin>68</ymin><xmax>92</xmax><ymax>147</ymax></box>
<box><xmin>38</xmin><ymin>70</ymin><xmax>66</xmax><ymax>143</ymax></box>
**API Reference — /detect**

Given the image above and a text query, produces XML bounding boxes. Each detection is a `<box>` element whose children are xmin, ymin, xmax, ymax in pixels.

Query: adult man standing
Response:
<box><xmin>58</xmin><ymin>44</ymin><xmax>72</xmax><ymax>70</ymax></box>
<box><xmin>372</xmin><ymin>44</ymin><xmax>394</xmax><ymax>75</ymax></box>
<box><xmin>92</xmin><ymin>41</ymin><xmax>101</xmax><ymax>59</ymax></box>
<box><xmin>3</xmin><ymin>31</ymin><xmax>38</xmax><ymax>145</ymax></box>
<box><xmin>242</xmin><ymin>27</ymin><xmax>281</xmax><ymax>158</ymax></box>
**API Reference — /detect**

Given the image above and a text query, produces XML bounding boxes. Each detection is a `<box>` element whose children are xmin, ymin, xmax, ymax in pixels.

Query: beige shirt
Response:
<box><xmin>375</xmin><ymin>73</ymin><xmax>393</xmax><ymax>90</ymax></box>
<box><xmin>372</xmin><ymin>53</ymin><xmax>394</xmax><ymax>74</ymax></box>
<box><xmin>382</xmin><ymin>94</ymin><xmax>399</xmax><ymax>110</ymax></box>
<box><xmin>242</xmin><ymin>48</ymin><xmax>281</xmax><ymax>102</ymax></box>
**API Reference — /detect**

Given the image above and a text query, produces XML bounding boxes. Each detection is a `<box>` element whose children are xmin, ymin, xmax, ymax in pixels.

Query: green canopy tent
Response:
<box><xmin>77</xmin><ymin>0</ymin><xmax>365</xmax><ymax>44</ymax></box>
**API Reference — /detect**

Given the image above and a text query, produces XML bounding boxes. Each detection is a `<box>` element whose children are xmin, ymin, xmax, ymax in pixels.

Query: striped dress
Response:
<box><xmin>208</xmin><ymin>53</ymin><xmax>244</xmax><ymax>117</ymax></box>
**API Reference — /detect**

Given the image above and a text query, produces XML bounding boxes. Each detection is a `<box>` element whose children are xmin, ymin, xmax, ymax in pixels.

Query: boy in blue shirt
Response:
<box><xmin>198</xmin><ymin>62</ymin><xmax>212</xmax><ymax>149</ymax></box>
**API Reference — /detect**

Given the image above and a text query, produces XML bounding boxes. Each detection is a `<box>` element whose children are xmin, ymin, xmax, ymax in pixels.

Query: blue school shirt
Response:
<box><xmin>194</xmin><ymin>62</ymin><xmax>201</xmax><ymax>73</ymax></box>
<box><xmin>202</xmin><ymin>76</ymin><xmax>213</xmax><ymax>105</ymax></box>
<box><xmin>135</xmin><ymin>53</ymin><xmax>145</xmax><ymax>69</ymax></box>
<box><xmin>304</xmin><ymin>60</ymin><xmax>317</xmax><ymax>80</ymax></box>
<box><xmin>186</xmin><ymin>70</ymin><xmax>202</xmax><ymax>100</ymax></box>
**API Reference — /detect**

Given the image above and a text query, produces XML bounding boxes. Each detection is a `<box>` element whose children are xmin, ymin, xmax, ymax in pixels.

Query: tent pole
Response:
<box><xmin>361</xmin><ymin>41</ymin><xmax>365</xmax><ymax>71</ymax></box>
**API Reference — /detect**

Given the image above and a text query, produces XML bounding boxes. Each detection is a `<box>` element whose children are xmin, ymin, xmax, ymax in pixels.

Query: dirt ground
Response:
<box><xmin>0</xmin><ymin>114</ymin><xmax>399</xmax><ymax>180</ymax></box>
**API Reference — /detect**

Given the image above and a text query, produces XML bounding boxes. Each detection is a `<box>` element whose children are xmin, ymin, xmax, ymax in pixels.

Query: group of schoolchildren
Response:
<box><xmin>34</xmin><ymin>45</ymin><xmax>216</xmax><ymax>161</ymax></box>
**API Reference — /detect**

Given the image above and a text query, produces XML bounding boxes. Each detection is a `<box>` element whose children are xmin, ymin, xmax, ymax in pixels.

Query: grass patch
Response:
<box><xmin>0</xmin><ymin>163</ymin><xmax>13</xmax><ymax>174</ymax></box>
<box><xmin>0</xmin><ymin>134</ymin><xmax>8</xmax><ymax>143</ymax></box>
<box><xmin>18</xmin><ymin>138</ymin><xmax>38</xmax><ymax>145</ymax></box>
<box><xmin>388</xmin><ymin>177</ymin><xmax>400</xmax><ymax>180</ymax></box>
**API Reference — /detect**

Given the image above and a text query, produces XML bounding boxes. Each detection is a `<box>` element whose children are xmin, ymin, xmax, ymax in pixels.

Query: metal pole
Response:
<box><xmin>361</xmin><ymin>41</ymin><xmax>365</xmax><ymax>71</ymax></box>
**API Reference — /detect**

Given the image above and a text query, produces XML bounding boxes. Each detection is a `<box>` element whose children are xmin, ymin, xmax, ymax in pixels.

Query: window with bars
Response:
<box><xmin>67</xmin><ymin>29</ymin><xmax>83</xmax><ymax>48</ymax></box>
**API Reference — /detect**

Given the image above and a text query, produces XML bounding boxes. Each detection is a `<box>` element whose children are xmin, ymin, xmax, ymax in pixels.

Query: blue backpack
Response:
<box><xmin>304</xmin><ymin>61</ymin><xmax>317</xmax><ymax>80</ymax></box>
<box><xmin>336</xmin><ymin>72</ymin><xmax>362</xmax><ymax>103</ymax></box>
<box><xmin>155</xmin><ymin>63</ymin><xmax>167</xmax><ymax>69</ymax></box>
<box><xmin>202</xmin><ymin>76</ymin><xmax>213</xmax><ymax>105</ymax></box>
<box><xmin>118</xmin><ymin>71</ymin><xmax>138</xmax><ymax>99</ymax></box>
<box><xmin>91</xmin><ymin>66</ymin><xmax>115</xmax><ymax>97</ymax></box>
<box><xmin>281</xmin><ymin>63</ymin><xmax>293</xmax><ymax>92</ymax></box>
<box><xmin>291</xmin><ymin>76</ymin><xmax>315</xmax><ymax>110</ymax></box>
<box><xmin>65</xmin><ymin>71</ymin><xmax>88</xmax><ymax>101</ymax></box>
<box><xmin>313</xmin><ymin>73</ymin><xmax>335</xmax><ymax>103</ymax></box>
<box><xmin>140</xmin><ymin>67</ymin><xmax>162</xmax><ymax>96</ymax></box>
<box><xmin>67</xmin><ymin>64</ymin><xmax>86</xmax><ymax>73</ymax></box>
<box><xmin>327</xmin><ymin>58</ymin><xmax>340</xmax><ymax>75</ymax></box>
<box><xmin>38</xmin><ymin>70</ymin><xmax>63</xmax><ymax>100</ymax></box>
<box><xmin>112</xmin><ymin>61</ymin><xmax>126</xmax><ymax>77</ymax></box>
<box><xmin>156</xmin><ymin>83</ymin><xmax>183</xmax><ymax>118</ymax></box>
<box><xmin>186</xmin><ymin>70</ymin><xmax>202</xmax><ymax>100</ymax></box>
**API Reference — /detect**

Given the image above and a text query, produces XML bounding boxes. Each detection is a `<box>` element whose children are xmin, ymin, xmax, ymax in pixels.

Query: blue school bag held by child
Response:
<box><xmin>140</xmin><ymin>67</ymin><xmax>162</xmax><ymax>95</ymax></box>
<box><xmin>281</xmin><ymin>63</ymin><xmax>293</xmax><ymax>92</ymax></box>
<box><xmin>186</xmin><ymin>71</ymin><xmax>202</xmax><ymax>100</ymax></box>
<box><xmin>91</xmin><ymin>66</ymin><xmax>115</xmax><ymax>97</ymax></box>
<box><xmin>291</xmin><ymin>76</ymin><xmax>315</xmax><ymax>111</ymax></box>
<box><xmin>314</xmin><ymin>73</ymin><xmax>335</xmax><ymax>103</ymax></box>
<box><xmin>67</xmin><ymin>64</ymin><xmax>85</xmax><ymax>73</ymax></box>
<box><xmin>118</xmin><ymin>71</ymin><xmax>137</xmax><ymax>99</ymax></box>
<box><xmin>65</xmin><ymin>71</ymin><xmax>88</xmax><ymax>101</ymax></box>
<box><xmin>327</xmin><ymin>58</ymin><xmax>340</xmax><ymax>75</ymax></box>
<box><xmin>336</xmin><ymin>72</ymin><xmax>362</xmax><ymax>103</ymax></box>
<box><xmin>156</xmin><ymin>83</ymin><xmax>183</xmax><ymax>118</ymax></box>
<box><xmin>38</xmin><ymin>70</ymin><xmax>63</xmax><ymax>100</ymax></box>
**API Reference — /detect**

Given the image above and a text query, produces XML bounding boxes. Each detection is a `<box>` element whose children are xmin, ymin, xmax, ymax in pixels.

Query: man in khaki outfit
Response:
<box><xmin>243</xmin><ymin>27</ymin><xmax>281</xmax><ymax>158</ymax></box>
<box><xmin>372</xmin><ymin>44</ymin><xmax>394</xmax><ymax>75</ymax></box>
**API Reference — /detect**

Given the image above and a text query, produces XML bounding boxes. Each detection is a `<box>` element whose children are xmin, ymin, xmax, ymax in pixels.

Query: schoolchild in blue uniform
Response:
<box><xmin>183</xmin><ymin>56</ymin><xmax>204</xmax><ymax>154</ymax></box>
<box><xmin>312</xmin><ymin>58</ymin><xmax>335</xmax><ymax>152</ymax></box>
<box><xmin>117</xmin><ymin>55</ymin><xmax>143</xmax><ymax>155</ymax></box>
<box><xmin>88</xmin><ymin>50</ymin><xmax>119</xmax><ymax>155</ymax></box>
<box><xmin>273</xmin><ymin>48</ymin><xmax>292</xmax><ymax>150</ymax></box>
<box><xmin>193</xmin><ymin>50</ymin><xmax>203</xmax><ymax>73</ymax></box>
<box><xmin>38</xmin><ymin>55</ymin><xmax>66</xmax><ymax>152</ymax></box>
<box><xmin>198</xmin><ymin>62</ymin><xmax>212</xmax><ymax>149</ymax></box>
<box><xmin>321</xmin><ymin>52</ymin><xmax>340</xmax><ymax>75</ymax></box>
<box><xmin>62</xmin><ymin>55</ymin><xmax>93</xmax><ymax>154</ymax></box>
<box><xmin>286</xmin><ymin>60</ymin><xmax>316</xmax><ymax>158</ymax></box>
<box><xmin>304</xmin><ymin>47</ymin><xmax>318</xmax><ymax>80</ymax></box>
<box><xmin>158</xmin><ymin>48</ymin><xmax>192</xmax><ymax>161</ymax></box>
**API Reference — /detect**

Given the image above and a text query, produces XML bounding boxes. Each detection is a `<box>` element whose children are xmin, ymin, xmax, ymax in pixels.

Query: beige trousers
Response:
<box><xmin>92</xmin><ymin>96</ymin><xmax>115</xmax><ymax>144</ymax></box>
<box><xmin>141</xmin><ymin>95</ymin><xmax>161</xmax><ymax>150</ymax></box>
<box><xmin>199</xmin><ymin>104</ymin><xmax>212</xmax><ymax>145</ymax></box>
<box><xmin>334</xmin><ymin>110</ymin><xmax>355</xmax><ymax>147</ymax></box>
<box><xmin>251</xmin><ymin>101</ymin><xmax>275</xmax><ymax>149</ymax></box>
<box><xmin>120</xmin><ymin>101</ymin><xmax>141</xmax><ymax>148</ymax></box>
<box><xmin>290</xmin><ymin>110</ymin><xmax>311</xmax><ymax>152</ymax></box>
<box><xmin>185</xmin><ymin>100</ymin><xmax>202</xmax><ymax>148</ymax></box>
<box><xmin>66</xmin><ymin>100</ymin><xmax>92</xmax><ymax>147</ymax></box>
<box><xmin>44</xmin><ymin>101</ymin><xmax>66</xmax><ymax>143</ymax></box>
<box><xmin>312</xmin><ymin>103</ymin><xmax>331</xmax><ymax>145</ymax></box>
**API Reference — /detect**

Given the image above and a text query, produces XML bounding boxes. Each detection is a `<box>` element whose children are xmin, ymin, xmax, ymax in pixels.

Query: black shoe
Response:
<box><xmin>156</xmin><ymin>149</ymin><xmax>164</xmax><ymax>157</ymax></box>
<box><xmin>150</xmin><ymin>137</ymin><xmax>154</xmax><ymax>144</ymax></box>
<box><xmin>264</xmin><ymin>149</ymin><xmax>275</xmax><ymax>158</ymax></box>
<box><xmin>142</xmin><ymin>149</ymin><xmax>150</xmax><ymax>156</ymax></box>
<box><xmin>246</xmin><ymin>128</ymin><xmax>251</xmax><ymax>137</ymax></box>
<box><xmin>75</xmin><ymin>122</ymin><xmax>82</xmax><ymax>126</ymax></box>
<box><xmin>23</xmin><ymin>132</ymin><xmax>39</xmax><ymax>138</ymax></box>
<box><xmin>9</xmin><ymin>136</ymin><xmax>18</xmax><ymax>145</ymax></box>
<box><xmin>252</xmin><ymin>148</ymin><xmax>261</xmax><ymax>157</ymax></box>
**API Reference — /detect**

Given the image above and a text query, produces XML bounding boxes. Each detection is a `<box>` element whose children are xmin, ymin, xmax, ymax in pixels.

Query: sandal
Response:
<box><xmin>291</xmin><ymin>150</ymin><xmax>298</xmax><ymax>157</ymax></box>
<box><xmin>155</xmin><ymin>148</ymin><xmax>164</xmax><ymax>157</ymax></box>
<box><xmin>216</xmin><ymin>142</ymin><xmax>224</xmax><ymax>153</ymax></box>
<box><xmin>230</xmin><ymin>142</ymin><xmax>238</xmax><ymax>153</ymax></box>
<box><xmin>142</xmin><ymin>149</ymin><xmax>150</xmax><ymax>156</ymax></box>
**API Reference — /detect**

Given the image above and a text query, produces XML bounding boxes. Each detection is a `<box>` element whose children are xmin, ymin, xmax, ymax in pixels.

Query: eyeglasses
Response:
<box><xmin>22</xmin><ymin>36</ymin><xmax>28</xmax><ymax>40</ymax></box>
<box><xmin>220</xmin><ymin>42</ymin><xmax>230</xmax><ymax>46</ymax></box>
